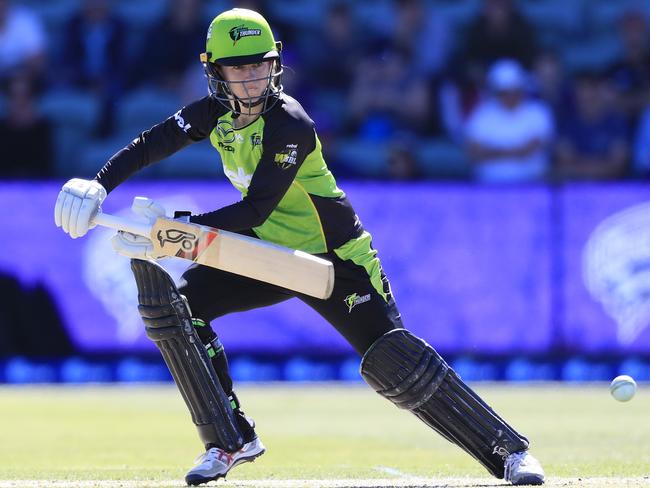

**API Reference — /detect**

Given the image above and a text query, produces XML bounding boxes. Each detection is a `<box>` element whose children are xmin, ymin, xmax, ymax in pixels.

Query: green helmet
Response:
<box><xmin>200</xmin><ymin>8</ymin><xmax>283</xmax><ymax>116</ymax></box>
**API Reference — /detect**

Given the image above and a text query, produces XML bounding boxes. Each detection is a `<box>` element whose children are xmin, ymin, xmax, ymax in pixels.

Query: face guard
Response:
<box><xmin>201</xmin><ymin>52</ymin><xmax>284</xmax><ymax>117</ymax></box>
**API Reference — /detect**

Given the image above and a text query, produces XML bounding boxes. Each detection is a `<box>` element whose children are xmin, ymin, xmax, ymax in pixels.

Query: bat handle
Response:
<box><xmin>92</xmin><ymin>211</ymin><xmax>152</xmax><ymax>238</ymax></box>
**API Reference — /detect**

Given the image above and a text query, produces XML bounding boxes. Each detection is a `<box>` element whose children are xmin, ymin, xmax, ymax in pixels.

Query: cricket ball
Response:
<box><xmin>610</xmin><ymin>375</ymin><xmax>637</xmax><ymax>402</ymax></box>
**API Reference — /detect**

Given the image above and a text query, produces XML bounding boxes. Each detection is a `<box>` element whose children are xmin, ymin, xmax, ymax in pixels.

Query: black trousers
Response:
<box><xmin>178</xmin><ymin>250</ymin><xmax>403</xmax><ymax>356</ymax></box>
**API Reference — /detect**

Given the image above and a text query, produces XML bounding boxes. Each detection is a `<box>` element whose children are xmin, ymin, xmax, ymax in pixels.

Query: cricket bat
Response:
<box><xmin>92</xmin><ymin>212</ymin><xmax>335</xmax><ymax>299</ymax></box>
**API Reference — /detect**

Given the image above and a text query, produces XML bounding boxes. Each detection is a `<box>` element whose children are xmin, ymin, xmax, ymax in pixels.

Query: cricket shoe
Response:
<box><xmin>185</xmin><ymin>437</ymin><xmax>265</xmax><ymax>485</ymax></box>
<box><xmin>504</xmin><ymin>450</ymin><xmax>545</xmax><ymax>485</ymax></box>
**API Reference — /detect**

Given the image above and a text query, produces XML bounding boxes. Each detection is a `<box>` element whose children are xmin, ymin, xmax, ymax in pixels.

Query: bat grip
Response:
<box><xmin>92</xmin><ymin>212</ymin><xmax>152</xmax><ymax>238</ymax></box>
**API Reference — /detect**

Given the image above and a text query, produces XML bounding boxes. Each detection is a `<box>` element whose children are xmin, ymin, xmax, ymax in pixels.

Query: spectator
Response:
<box><xmin>439</xmin><ymin>61</ymin><xmax>485</xmax><ymax>143</ymax></box>
<box><xmin>441</xmin><ymin>0</ymin><xmax>539</xmax><ymax>142</ymax></box>
<box><xmin>60</xmin><ymin>0</ymin><xmax>127</xmax><ymax>137</ymax></box>
<box><xmin>297</xmin><ymin>2</ymin><xmax>370</xmax><ymax>140</ymax></box>
<box><xmin>608</xmin><ymin>9</ymin><xmax>650</xmax><ymax>128</ymax></box>
<box><xmin>457</xmin><ymin>0</ymin><xmax>539</xmax><ymax>72</ymax></box>
<box><xmin>301</xmin><ymin>2</ymin><xmax>365</xmax><ymax>94</ymax></box>
<box><xmin>633</xmin><ymin>105</ymin><xmax>650</xmax><ymax>177</ymax></box>
<box><xmin>555</xmin><ymin>72</ymin><xmax>628</xmax><ymax>181</ymax></box>
<box><xmin>531</xmin><ymin>50</ymin><xmax>570</xmax><ymax>121</ymax></box>
<box><xmin>130</xmin><ymin>0</ymin><xmax>205</xmax><ymax>93</ymax></box>
<box><xmin>0</xmin><ymin>0</ymin><xmax>45</xmax><ymax>84</ymax></box>
<box><xmin>392</xmin><ymin>0</ymin><xmax>451</xmax><ymax>77</ymax></box>
<box><xmin>347</xmin><ymin>45</ymin><xmax>430</xmax><ymax>141</ymax></box>
<box><xmin>0</xmin><ymin>74</ymin><xmax>53</xmax><ymax>178</ymax></box>
<box><xmin>387</xmin><ymin>135</ymin><xmax>423</xmax><ymax>180</ymax></box>
<box><xmin>465</xmin><ymin>59</ymin><xmax>554</xmax><ymax>183</ymax></box>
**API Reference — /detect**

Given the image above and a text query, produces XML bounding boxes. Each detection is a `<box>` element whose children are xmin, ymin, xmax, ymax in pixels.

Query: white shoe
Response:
<box><xmin>185</xmin><ymin>437</ymin><xmax>265</xmax><ymax>485</ymax></box>
<box><xmin>504</xmin><ymin>450</ymin><xmax>545</xmax><ymax>485</ymax></box>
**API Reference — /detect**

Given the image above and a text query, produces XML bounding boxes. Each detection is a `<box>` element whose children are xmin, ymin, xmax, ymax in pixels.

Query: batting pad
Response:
<box><xmin>360</xmin><ymin>328</ymin><xmax>529</xmax><ymax>478</ymax></box>
<box><xmin>130</xmin><ymin>259</ymin><xmax>244</xmax><ymax>452</ymax></box>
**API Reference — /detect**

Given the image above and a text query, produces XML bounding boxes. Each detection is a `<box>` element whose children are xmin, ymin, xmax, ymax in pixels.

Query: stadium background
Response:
<box><xmin>1</xmin><ymin>0</ymin><xmax>650</xmax><ymax>383</ymax></box>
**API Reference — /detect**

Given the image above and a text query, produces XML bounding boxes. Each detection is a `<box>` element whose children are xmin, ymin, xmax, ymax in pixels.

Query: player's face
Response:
<box><xmin>221</xmin><ymin>62</ymin><xmax>272</xmax><ymax>101</ymax></box>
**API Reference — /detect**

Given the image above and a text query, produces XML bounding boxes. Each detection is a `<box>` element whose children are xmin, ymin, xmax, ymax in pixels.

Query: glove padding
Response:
<box><xmin>54</xmin><ymin>178</ymin><xmax>107</xmax><ymax>238</ymax></box>
<box><xmin>111</xmin><ymin>197</ymin><xmax>167</xmax><ymax>260</ymax></box>
<box><xmin>111</xmin><ymin>231</ymin><xmax>165</xmax><ymax>260</ymax></box>
<box><xmin>131</xmin><ymin>196</ymin><xmax>166</xmax><ymax>223</ymax></box>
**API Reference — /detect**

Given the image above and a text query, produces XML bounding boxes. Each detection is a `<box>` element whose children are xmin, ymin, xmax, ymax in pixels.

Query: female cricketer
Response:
<box><xmin>54</xmin><ymin>8</ymin><xmax>544</xmax><ymax>486</ymax></box>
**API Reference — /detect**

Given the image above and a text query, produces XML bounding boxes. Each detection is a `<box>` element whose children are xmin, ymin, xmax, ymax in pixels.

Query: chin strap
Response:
<box><xmin>230</xmin><ymin>91</ymin><xmax>269</xmax><ymax>119</ymax></box>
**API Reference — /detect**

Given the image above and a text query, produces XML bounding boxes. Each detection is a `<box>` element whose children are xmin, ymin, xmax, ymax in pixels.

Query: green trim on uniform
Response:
<box><xmin>209</xmin><ymin>116</ymin><xmax>343</xmax><ymax>254</ymax></box>
<box><xmin>334</xmin><ymin>231</ymin><xmax>388</xmax><ymax>302</ymax></box>
<box><xmin>192</xmin><ymin>318</ymin><xmax>208</xmax><ymax>328</ymax></box>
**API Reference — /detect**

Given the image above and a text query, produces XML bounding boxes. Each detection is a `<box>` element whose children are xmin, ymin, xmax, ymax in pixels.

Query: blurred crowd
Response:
<box><xmin>1</xmin><ymin>0</ymin><xmax>650</xmax><ymax>182</ymax></box>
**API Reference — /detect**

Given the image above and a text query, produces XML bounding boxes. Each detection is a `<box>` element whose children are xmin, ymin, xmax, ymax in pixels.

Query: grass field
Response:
<box><xmin>1</xmin><ymin>383</ymin><xmax>648</xmax><ymax>487</ymax></box>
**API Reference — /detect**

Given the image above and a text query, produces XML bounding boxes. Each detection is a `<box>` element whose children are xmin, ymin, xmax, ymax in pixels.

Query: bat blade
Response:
<box><xmin>93</xmin><ymin>212</ymin><xmax>335</xmax><ymax>299</ymax></box>
<box><xmin>149</xmin><ymin>217</ymin><xmax>335</xmax><ymax>299</ymax></box>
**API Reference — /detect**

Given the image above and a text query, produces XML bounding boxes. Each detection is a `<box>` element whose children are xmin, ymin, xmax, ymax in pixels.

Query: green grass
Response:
<box><xmin>0</xmin><ymin>383</ymin><xmax>648</xmax><ymax>485</ymax></box>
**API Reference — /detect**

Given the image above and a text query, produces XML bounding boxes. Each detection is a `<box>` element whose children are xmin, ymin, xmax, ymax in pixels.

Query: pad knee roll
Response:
<box><xmin>360</xmin><ymin>329</ymin><xmax>528</xmax><ymax>478</ymax></box>
<box><xmin>131</xmin><ymin>259</ymin><xmax>244</xmax><ymax>451</ymax></box>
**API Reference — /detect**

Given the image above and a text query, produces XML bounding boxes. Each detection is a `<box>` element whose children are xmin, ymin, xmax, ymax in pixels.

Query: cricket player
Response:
<box><xmin>54</xmin><ymin>8</ymin><xmax>545</xmax><ymax>486</ymax></box>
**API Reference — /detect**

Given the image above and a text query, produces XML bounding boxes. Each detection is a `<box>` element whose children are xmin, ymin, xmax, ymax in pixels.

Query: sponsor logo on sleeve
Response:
<box><xmin>274</xmin><ymin>143</ymin><xmax>299</xmax><ymax>170</ymax></box>
<box><xmin>173</xmin><ymin>110</ymin><xmax>192</xmax><ymax>133</ymax></box>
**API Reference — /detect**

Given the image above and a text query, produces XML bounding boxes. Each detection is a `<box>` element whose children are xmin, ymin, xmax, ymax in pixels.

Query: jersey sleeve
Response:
<box><xmin>95</xmin><ymin>96</ymin><xmax>225</xmax><ymax>193</ymax></box>
<box><xmin>190</xmin><ymin>116</ymin><xmax>317</xmax><ymax>232</ymax></box>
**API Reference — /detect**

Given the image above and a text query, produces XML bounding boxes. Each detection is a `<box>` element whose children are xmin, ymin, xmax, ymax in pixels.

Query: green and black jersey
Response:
<box><xmin>95</xmin><ymin>93</ymin><xmax>365</xmax><ymax>255</ymax></box>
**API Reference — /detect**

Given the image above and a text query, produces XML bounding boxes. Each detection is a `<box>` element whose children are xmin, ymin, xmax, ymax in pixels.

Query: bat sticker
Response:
<box><xmin>156</xmin><ymin>228</ymin><xmax>197</xmax><ymax>251</ymax></box>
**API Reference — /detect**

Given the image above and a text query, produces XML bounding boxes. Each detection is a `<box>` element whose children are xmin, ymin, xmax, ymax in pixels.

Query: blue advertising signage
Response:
<box><xmin>0</xmin><ymin>182</ymin><xmax>648</xmax><ymax>356</ymax></box>
<box><xmin>561</xmin><ymin>184</ymin><xmax>650</xmax><ymax>353</ymax></box>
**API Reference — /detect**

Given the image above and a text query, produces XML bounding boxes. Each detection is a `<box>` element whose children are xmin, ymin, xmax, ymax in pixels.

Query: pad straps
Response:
<box><xmin>361</xmin><ymin>329</ymin><xmax>529</xmax><ymax>478</ymax></box>
<box><xmin>131</xmin><ymin>259</ymin><xmax>244</xmax><ymax>451</ymax></box>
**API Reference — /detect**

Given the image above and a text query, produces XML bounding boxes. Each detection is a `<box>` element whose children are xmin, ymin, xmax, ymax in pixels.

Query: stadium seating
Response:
<box><xmin>562</xmin><ymin>34</ymin><xmax>622</xmax><ymax>73</ymax></box>
<box><xmin>158</xmin><ymin>141</ymin><xmax>225</xmax><ymax>179</ymax></box>
<box><xmin>334</xmin><ymin>139</ymin><xmax>390</xmax><ymax>178</ymax></box>
<box><xmin>417</xmin><ymin>138</ymin><xmax>471</xmax><ymax>179</ymax></box>
<box><xmin>115</xmin><ymin>87</ymin><xmax>181</xmax><ymax>137</ymax></box>
<box><xmin>10</xmin><ymin>0</ymin><xmax>644</xmax><ymax>180</ymax></box>
<box><xmin>587</xmin><ymin>0</ymin><xmax>650</xmax><ymax>32</ymax></box>
<box><xmin>39</xmin><ymin>89</ymin><xmax>101</xmax><ymax>176</ymax></box>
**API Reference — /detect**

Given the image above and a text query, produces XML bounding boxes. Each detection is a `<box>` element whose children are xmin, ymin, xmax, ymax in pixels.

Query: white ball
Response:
<box><xmin>610</xmin><ymin>375</ymin><xmax>637</xmax><ymax>402</ymax></box>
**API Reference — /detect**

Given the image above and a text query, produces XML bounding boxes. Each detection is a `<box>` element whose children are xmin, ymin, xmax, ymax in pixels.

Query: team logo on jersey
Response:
<box><xmin>216</xmin><ymin>120</ymin><xmax>235</xmax><ymax>144</ymax></box>
<box><xmin>274</xmin><ymin>143</ymin><xmax>298</xmax><ymax>170</ymax></box>
<box><xmin>250</xmin><ymin>132</ymin><xmax>262</xmax><ymax>147</ymax></box>
<box><xmin>344</xmin><ymin>293</ymin><xmax>371</xmax><ymax>313</ymax></box>
<box><xmin>229</xmin><ymin>25</ymin><xmax>261</xmax><ymax>45</ymax></box>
